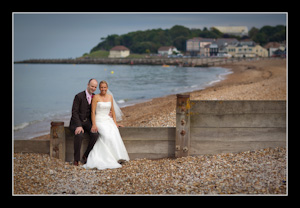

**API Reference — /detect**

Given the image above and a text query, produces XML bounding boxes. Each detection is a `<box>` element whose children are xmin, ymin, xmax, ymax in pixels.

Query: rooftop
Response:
<box><xmin>158</xmin><ymin>46</ymin><xmax>176</xmax><ymax>51</ymax></box>
<box><xmin>110</xmin><ymin>45</ymin><xmax>130</xmax><ymax>51</ymax></box>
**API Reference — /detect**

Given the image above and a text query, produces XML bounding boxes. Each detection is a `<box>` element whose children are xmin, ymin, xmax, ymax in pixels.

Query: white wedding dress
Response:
<box><xmin>83</xmin><ymin>102</ymin><xmax>129</xmax><ymax>170</ymax></box>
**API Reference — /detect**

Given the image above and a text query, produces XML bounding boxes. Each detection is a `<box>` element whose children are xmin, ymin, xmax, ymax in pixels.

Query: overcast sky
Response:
<box><xmin>13</xmin><ymin>12</ymin><xmax>287</xmax><ymax>61</ymax></box>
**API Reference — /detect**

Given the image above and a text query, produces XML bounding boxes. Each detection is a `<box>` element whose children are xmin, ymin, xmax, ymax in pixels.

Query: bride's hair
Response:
<box><xmin>99</xmin><ymin>80</ymin><xmax>108</xmax><ymax>88</ymax></box>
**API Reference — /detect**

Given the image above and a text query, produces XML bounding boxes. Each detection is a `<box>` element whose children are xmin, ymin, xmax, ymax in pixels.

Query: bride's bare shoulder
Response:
<box><xmin>107</xmin><ymin>94</ymin><xmax>113</xmax><ymax>99</ymax></box>
<box><xmin>92</xmin><ymin>94</ymin><xmax>101</xmax><ymax>101</ymax></box>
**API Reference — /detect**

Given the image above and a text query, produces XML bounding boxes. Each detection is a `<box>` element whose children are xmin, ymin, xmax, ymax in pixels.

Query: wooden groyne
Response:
<box><xmin>15</xmin><ymin>98</ymin><xmax>286</xmax><ymax>162</ymax></box>
<box><xmin>14</xmin><ymin>57</ymin><xmax>273</xmax><ymax>67</ymax></box>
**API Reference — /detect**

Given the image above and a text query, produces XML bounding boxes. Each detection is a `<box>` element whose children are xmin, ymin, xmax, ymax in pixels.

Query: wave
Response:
<box><xmin>14</xmin><ymin>119</ymin><xmax>44</xmax><ymax>131</ymax></box>
<box><xmin>207</xmin><ymin>69</ymin><xmax>233</xmax><ymax>86</ymax></box>
<box><xmin>14</xmin><ymin>122</ymin><xmax>30</xmax><ymax>131</ymax></box>
<box><xmin>117</xmin><ymin>97</ymin><xmax>152</xmax><ymax>108</ymax></box>
<box><xmin>219</xmin><ymin>70</ymin><xmax>233</xmax><ymax>79</ymax></box>
<box><xmin>207</xmin><ymin>79</ymin><xmax>222</xmax><ymax>85</ymax></box>
<box><xmin>14</xmin><ymin>111</ymin><xmax>72</xmax><ymax>140</ymax></box>
<box><xmin>117</xmin><ymin>99</ymin><xmax>130</xmax><ymax>104</ymax></box>
<box><xmin>14</xmin><ymin>110</ymin><xmax>71</xmax><ymax>131</ymax></box>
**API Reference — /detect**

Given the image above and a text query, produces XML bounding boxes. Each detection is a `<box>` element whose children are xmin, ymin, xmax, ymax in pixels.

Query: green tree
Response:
<box><xmin>131</xmin><ymin>41</ymin><xmax>158</xmax><ymax>54</ymax></box>
<box><xmin>173</xmin><ymin>36</ymin><xmax>186</xmax><ymax>51</ymax></box>
<box><xmin>120</xmin><ymin>34</ymin><xmax>133</xmax><ymax>47</ymax></box>
<box><xmin>89</xmin><ymin>24</ymin><xmax>286</xmax><ymax>54</ymax></box>
<box><xmin>249</xmin><ymin>25</ymin><xmax>286</xmax><ymax>45</ymax></box>
<box><xmin>169</xmin><ymin>25</ymin><xmax>190</xmax><ymax>39</ymax></box>
<box><xmin>249</xmin><ymin>27</ymin><xmax>259</xmax><ymax>38</ymax></box>
<box><xmin>107</xmin><ymin>34</ymin><xmax>120</xmax><ymax>46</ymax></box>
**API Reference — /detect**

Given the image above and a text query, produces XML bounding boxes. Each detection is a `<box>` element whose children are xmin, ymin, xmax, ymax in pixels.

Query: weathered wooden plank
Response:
<box><xmin>123</xmin><ymin>140</ymin><xmax>175</xmax><ymax>154</ymax></box>
<box><xmin>50</xmin><ymin>121</ymin><xmax>65</xmax><ymax>161</ymax></box>
<box><xmin>190</xmin><ymin>100</ymin><xmax>286</xmax><ymax>114</ymax></box>
<box><xmin>191</xmin><ymin>127</ymin><xmax>286</xmax><ymax>142</ymax></box>
<box><xmin>65</xmin><ymin>127</ymin><xmax>176</xmax><ymax>162</ymax></box>
<box><xmin>175</xmin><ymin>94</ymin><xmax>191</xmax><ymax>158</ymax></box>
<box><xmin>119</xmin><ymin>127</ymin><xmax>175</xmax><ymax>141</ymax></box>
<box><xmin>14</xmin><ymin>140</ymin><xmax>50</xmax><ymax>154</ymax></box>
<box><xmin>190</xmin><ymin>113</ymin><xmax>286</xmax><ymax>128</ymax></box>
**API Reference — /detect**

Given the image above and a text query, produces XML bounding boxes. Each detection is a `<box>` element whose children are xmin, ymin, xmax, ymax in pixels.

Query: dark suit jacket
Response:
<box><xmin>69</xmin><ymin>91</ymin><xmax>94</xmax><ymax>131</ymax></box>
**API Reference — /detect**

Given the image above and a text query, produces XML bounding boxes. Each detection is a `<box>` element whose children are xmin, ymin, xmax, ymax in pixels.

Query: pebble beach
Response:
<box><xmin>15</xmin><ymin>58</ymin><xmax>287</xmax><ymax>195</ymax></box>
<box><xmin>14</xmin><ymin>147</ymin><xmax>286</xmax><ymax>195</ymax></box>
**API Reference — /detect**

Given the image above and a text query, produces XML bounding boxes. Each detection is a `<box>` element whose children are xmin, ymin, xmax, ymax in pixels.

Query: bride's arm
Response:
<box><xmin>110</xmin><ymin>95</ymin><xmax>118</xmax><ymax>127</ymax></box>
<box><xmin>91</xmin><ymin>95</ymin><xmax>98</xmax><ymax>133</ymax></box>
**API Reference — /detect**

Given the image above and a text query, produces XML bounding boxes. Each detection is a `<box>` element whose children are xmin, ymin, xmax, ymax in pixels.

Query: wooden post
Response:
<box><xmin>175</xmin><ymin>94</ymin><xmax>191</xmax><ymax>158</ymax></box>
<box><xmin>50</xmin><ymin>121</ymin><xmax>66</xmax><ymax>161</ymax></box>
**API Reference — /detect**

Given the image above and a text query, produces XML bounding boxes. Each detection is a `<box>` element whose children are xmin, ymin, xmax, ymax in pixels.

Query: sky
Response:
<box><xmin>13</xmin><ymin>12</ymin><xmax>287</xmax><ymax>61</ymax></box>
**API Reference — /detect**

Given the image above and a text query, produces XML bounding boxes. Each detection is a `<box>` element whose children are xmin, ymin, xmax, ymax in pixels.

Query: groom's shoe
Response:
<box><xmin>73</xmin><ymin>161</ymin><xmax>79</xmax><ymax>166</ymax></box>
<box><xmin>82</xmin><ymin>155</ymin><xmax>87</xmax><ymax>164</ymax></box>
<box><xmin>118</xmin><ymin>159</ymin><xmax>127</xmax><ymax>164</ymax></box>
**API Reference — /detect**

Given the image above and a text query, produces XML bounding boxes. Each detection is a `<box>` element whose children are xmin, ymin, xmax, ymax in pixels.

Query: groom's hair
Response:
<box><xmin>88</xmin><ymin>78</ymin><xmax>97</xmax><ymax>84</ymax></box>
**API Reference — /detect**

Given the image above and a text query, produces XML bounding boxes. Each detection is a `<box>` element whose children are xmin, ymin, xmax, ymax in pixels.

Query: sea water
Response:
<box><xmin>13</xmin><ymin>63</ymin><xmax>232</xmax><ymax>140</ymax></box>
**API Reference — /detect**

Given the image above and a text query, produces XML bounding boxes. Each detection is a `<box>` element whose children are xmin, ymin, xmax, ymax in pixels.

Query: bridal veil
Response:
<box><xmin>106</xmin><ymin>89</ymin><xmax>124</xmax><ymax>121</ymax></box>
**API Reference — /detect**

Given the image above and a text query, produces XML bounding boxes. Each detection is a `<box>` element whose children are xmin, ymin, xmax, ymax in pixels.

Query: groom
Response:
<box><xmin>69</xmin><ymin>78</ymin><xmax>99</xmax><ymax>166</ymax></box>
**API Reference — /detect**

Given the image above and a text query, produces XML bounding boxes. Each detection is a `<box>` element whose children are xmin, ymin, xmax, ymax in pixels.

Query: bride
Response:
<box><xmin>83</xmin><ymin>80</ymin><xmax>129</xmax><ymax>170</ymax></box>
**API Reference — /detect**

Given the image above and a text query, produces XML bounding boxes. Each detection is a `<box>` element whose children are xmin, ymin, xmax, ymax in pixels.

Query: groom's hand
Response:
<box><xmin>75</xmin><ymin>126</ymin><xmax>84</xmax><ymax>135</ymax></box>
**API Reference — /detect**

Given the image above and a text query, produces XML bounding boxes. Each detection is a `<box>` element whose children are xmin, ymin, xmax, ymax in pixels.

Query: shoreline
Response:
<box><xmin>31</xmin><ymin>58</ymin><xmax>286</xmax><ymax>140</ymax></box>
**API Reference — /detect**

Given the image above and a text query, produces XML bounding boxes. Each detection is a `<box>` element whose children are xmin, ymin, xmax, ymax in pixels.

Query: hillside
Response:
<box><xmin>88</xmin><ymin>25</ymin><xmax>286</xmax><ymax>55</ymax></box>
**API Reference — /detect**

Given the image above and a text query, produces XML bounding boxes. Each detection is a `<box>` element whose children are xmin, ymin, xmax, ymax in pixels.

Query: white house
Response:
<box><xmin>158</xmin><ymin>46</ymin><xmax>179</xmax><ymax>56</ymax></box>
<box><xmin>109</xmin><ymin>45</ymin><xmax>130</xmax><ymax>58</ymax></box>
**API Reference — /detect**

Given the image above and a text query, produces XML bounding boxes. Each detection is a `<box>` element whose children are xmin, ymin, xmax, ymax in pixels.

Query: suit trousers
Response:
<box><xmin>70</xmin><ymin>119</ymin><xmax>99</xmax><ymax>162</ymax></box>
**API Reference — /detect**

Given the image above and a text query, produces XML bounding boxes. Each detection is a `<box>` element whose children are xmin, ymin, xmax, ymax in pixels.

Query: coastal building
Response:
<box><xmin>212</xmin><ymin>26</ymin><xmax>248</xmax><ymax>37</ymax></box>
<box><xmin>158</xmin><ymin>46</ymin><xmax>179</xmax><ymax>56</ymax></box>
<box><xmin>186</xmin><ymin>37</ymin><xmax>238</xmax><ymax>57</ymax></box>
<box><xmin>226</xmin><ymin>40</ymin><xmax>268</xmax><ymax>58</ymax></box>
<box><xmin>186</xmin><ymin>37</ymin><xmax>215</xmax><ymax>57</ymax></box>
<box><xmin>186</xmin><ymin>38</ymin><xmax>200</xmax><ymax>56</ymax></box>
<box><xmin>209</xmin><ymin>43</ymin><xmax>218</xmax><ymax>56</ymax></box>
<box><xmin>253</xmin><ymin>45</ymin><xmax>269</xmax><ymax>57</ymax></box>
<box><xmin>186</xmin><ymin>37</ymin><xmax>268</xmax><ymax>58</ymax></box>
<box><xmin>264</xmin><ymin>42</ymin><xmax>286</xmax><ymax>57</ymax></box>
<box><xmin>109</xmin><ymin>45</ymin><xmax>130</xmax><ymax>58</ymax></box>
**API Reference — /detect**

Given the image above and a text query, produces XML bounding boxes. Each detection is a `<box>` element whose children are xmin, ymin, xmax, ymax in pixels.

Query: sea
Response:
<box><xmin>13</xmin><ymin>63</ymin><xmax>232</xmax><ymax>140</ymax></box>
